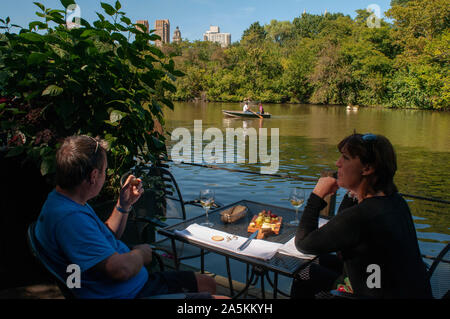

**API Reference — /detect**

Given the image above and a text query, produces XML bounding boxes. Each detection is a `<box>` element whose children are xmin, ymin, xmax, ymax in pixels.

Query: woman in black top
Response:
<box><xmin>291</xmin><ymin>133</ymin><xmax>432</xmax><ymax>298</ymax></box>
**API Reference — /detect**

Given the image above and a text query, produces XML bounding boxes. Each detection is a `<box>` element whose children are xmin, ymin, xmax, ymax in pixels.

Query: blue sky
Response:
<box><xmin>1</xmin><ymin>0</ymin><xmax>393</xmax><ymax>42</ymax></box>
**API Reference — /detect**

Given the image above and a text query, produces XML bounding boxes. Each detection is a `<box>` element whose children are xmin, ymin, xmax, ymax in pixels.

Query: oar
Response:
<box><xmin>249</xmin><ymin>109</ymin><xmax>263</xmax><ymax>119</ymax></box>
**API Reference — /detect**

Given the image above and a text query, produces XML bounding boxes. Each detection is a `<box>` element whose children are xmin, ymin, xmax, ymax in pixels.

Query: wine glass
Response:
<box><xmin>199</xmin><ymin>189</ymin><xmax>215</xmax><ymax>227</ymax></box>
<box><xmin>289</xmin><ymin>188</ymin><xmax>305</xmax><ymax>226</ymax></box>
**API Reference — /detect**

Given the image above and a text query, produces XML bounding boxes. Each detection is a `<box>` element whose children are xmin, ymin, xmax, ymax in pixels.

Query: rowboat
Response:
<box><xmin>222</xmin><ymin>110</ymin><xmax>271</xmax><ymax>119</ymax></box>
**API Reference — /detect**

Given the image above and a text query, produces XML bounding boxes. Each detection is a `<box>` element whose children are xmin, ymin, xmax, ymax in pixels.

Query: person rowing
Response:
<box><xmin>243</xmin><ymin>101</ymin><xmax>250</xmax><ymax>113</ymax></box>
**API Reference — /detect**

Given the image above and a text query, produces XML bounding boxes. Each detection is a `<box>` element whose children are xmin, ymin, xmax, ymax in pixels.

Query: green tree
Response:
<box><xmin>0</xmin><ymin>0</ymin><xmax>182</xmax><ymax>195</ymax></box>
<box><xmin>241</xmin><ymin>22</ymin><xmax>267</xmax><ymax>44</ymax></box>
<box><xmin>264</xmin><ymin>20</ymin><xmax>295</xmax><ymax>45</ymax></box>
<box><xmin>386</xmin><ymin>0</ymin><xmax>449</xmax><ymax>109</ymax></box>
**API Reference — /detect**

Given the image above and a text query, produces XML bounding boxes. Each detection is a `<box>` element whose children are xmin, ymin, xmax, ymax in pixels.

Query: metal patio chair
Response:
<box><xmin>327</xmin><ymin>243</ymin><xmax>450</xmax><ymax>299</ymax></box>
<box><xmin>27</xmin><ymin>221</ymin><xmax>182</xmax><ymax>299</ymax></box>
<box><xmin>423</xmin><ymin>243</ymin><xmax>450</xmax><ymax>299</ymax></box>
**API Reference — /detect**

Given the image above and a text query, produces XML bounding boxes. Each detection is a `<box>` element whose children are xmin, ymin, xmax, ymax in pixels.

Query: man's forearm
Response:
<box><xmin>105</xmin><ymin>200</ymin><xmax>130</xmax><ymax>238</ymax></box>
<box><xmin>103</xmin><ymin>250</ymin><xmax>145</xmax><ymax>282</ymax></box>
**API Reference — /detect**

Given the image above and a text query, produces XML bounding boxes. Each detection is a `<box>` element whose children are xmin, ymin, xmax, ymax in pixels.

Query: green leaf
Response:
<box><xmin>101</xmin><ymin>2</ymin><xmax>116</xmax><ymax>16</ymax></box>
<box><xmin>48</xmin><ymin>43</ymin><xmax>69</xmax><ymax>59</ymax></box>
<box><xmin>27</xmin><ymin>52</ymin><xmax>47</xmax><ymax>65</ymax></box>
<box><xmin>0</xmin><ymin>71</ymin><xmax>8</xmax><ymax>83</ymax></box>
<box><xmin>42</xmin><ymin>84</ymin><xmax>63</xmax><ymax>96</ymax></box>
<box><xmin>110</xmin><ymin>109</ymin><xmax>127</xmax><ymax>123</ymax></box>
<box><xmin>40</xmin><ymin>155</ymin><xmax>55</xmax><ymax>176</ymax></box>
<box><xmin>171</xmin><ymin>69</ymin><xmax>185</xmax><ymax>77</ymax></box>
<box><xmin>161</xmin><ymin>80</ymin><xmax>176</xmax><ymax>93</ymax></box>
<box><xmin>19</xmin><ymin>32</ymin><xmax>44</xmax><ymax>42</ymax></box>
<box><xmin>60</xmin><ymin>0</ymin><xmax>76</xmax><ymax>9</ymax></box>
<box><xmin>6</xmin><ymin>146</ymin><xmax>25</xmax><ymax>158</ymax></box>
<box><xmin>29</xmin><ymin>21</ymin><xmax>48</xmax><ymax>30</ymax></box>
<box><xmin>34</xmin><ymin>2</ymin><xmax>45</xmax><ymax>11</ymax></box>
<box><xmin>104</xmin><ymin>119</ymin><xmax>119</xmax><ymax>127</ymax></box>
<box><xmin>80</xmin><ymin>29</ymin><xmax>96</xmax><ymax>38</ymax></box>
<box><xmin>96</xmin><ymin>13</ymin><xmax>105</xmax><ymax>22</ymax></box>
<box><xmin>115</xmin><ymin>1</ymin><xmax>121</xmax><ymax>11</ymax></box>
<box><xmin>120</xmin><ymin>16</ymin><xmax>131</xmax><ymax>25</ymax></box>
<box><xmin>151</xmin><ymin>136</ymin><xmax>165</xmax><ymax>150</ymax></box>
<box><xmin>161</xmin><ymin>98</ymin><xmax>174</xmax><ymax>110</ymax></box>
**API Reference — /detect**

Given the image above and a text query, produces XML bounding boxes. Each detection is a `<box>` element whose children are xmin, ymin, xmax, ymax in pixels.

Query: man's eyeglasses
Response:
<box><xmin>84</xmin><ymin>135</ymin><xmax>99</xmax><ymax>154</ymax></box>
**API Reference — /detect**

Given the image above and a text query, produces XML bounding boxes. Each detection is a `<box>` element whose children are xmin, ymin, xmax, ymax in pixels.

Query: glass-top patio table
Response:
<box><xmin>158</xmin><ymin>199</ymin><xmax>327</xmax><ymax>299</ymax></box>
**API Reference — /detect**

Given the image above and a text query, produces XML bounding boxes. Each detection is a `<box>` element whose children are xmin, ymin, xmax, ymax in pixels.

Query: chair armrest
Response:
<box><xmin>149</xmin><ymin>244</ymin><xmax>175</xmax><ymax>257</ymax></box>
<box><xmin>134</xmin><ymin>216</ymin><xmax>168</xmax><ymax>228</ymax></box>
<box><xmin>147</xmin><ymin>245</ymin><xmax>175</xmax><ymax>272</ymax></box>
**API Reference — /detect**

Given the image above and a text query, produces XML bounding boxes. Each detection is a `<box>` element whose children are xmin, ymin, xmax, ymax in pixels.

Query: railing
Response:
<box><xmin>165</xmin><ymin>160</ymin><xmax>450</xmax><ymax>206</ymax></box>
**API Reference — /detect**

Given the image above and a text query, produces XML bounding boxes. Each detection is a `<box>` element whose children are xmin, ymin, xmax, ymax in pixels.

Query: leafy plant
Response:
<box><xmin>0</xmin><ymin>0</ymin><xmax>184</xmax><ymax>199</ymax></box>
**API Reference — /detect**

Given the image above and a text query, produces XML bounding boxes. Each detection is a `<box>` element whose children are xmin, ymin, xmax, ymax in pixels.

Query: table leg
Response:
<box><xmin>225</xmin><ymin>257</ymin><xmax>234</xmax><ymax>296</ymax></box>
<box><xmin>245</xmin><ymin>264</ymin><xmax>250</xmax><ymax>299</ymax></box>
<box><xmin>260</xmin><ymin>272</ymin><xmax>265</xmax><ymax>299</ymax></box>
<box><xmin>273</xmin><ymin>272</ymin><xmax>278</xmax><ymax>299</ymax></box>
<box><xmin>231</xmin><ymin>268</ymin><xmax>255</xmax><ymax>299</ymax></box>
<box><xmin>265</xmin><ymin>271</ymin><xmax>291</xmax><ymax>298</ymax></box>
<box><xmin>201</xmin><ymin>249</ymin><xmax>204</xmax><ymax>274</ymax></box>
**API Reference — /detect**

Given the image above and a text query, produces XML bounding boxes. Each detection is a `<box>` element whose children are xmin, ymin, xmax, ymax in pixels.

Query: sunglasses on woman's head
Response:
<box><xmin>362</xmin><ymin>133</ymin><xmax>377</xmax><ymax>142</ymax></box>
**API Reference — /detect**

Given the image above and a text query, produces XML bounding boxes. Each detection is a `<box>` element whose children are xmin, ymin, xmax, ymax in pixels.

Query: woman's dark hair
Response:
<box><xmin>338</xmin><ymin>133</ymin><xmax>398</xmax><ymax>195</ymax></box>
<box><xmin>55</xmin><ymin>135</ymin><xmax>107</xmax><ymax>190</ymax></box>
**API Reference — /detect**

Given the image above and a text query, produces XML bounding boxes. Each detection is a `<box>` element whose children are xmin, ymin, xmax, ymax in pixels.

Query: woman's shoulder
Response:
<box><xmin>360</xmin><ymin>192</ymin><xmax>407</xmax><ymax>208</ymax></box>
<box><xmin>358</xmin><ymin>192</ymin><xmax>411</xmax><ymax>219</ymax></box>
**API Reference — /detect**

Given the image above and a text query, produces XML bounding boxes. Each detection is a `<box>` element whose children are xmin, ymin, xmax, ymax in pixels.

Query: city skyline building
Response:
<box><xmin>155</xmin><ymin>19</ymin><xmax>170</xmax><ymax>47</ymax></box>
<box><xmin>173</xmin><ymin>26</ymin><xmax>182</xmax><ymax>43</ymax></box>
<box><xmin>203</xmin><ymin>25</ymin><xmax>231</xmax><ymax>47</ymax></box>
<box><xmin>135</xmin><ymin>20</ymin><xmax>149</xmax><ymax>33</ymax></box>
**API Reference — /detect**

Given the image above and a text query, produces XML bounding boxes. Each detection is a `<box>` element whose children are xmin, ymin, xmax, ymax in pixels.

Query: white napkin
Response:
<box><xmin>175</xmin><ymin>223</ymin><xmax>283</xmax><ymax>261</ymax></box>
<box><xmin>278</xmin><ymin>218</ymin><xmax>330</xmax><ymax>260</ymax></box>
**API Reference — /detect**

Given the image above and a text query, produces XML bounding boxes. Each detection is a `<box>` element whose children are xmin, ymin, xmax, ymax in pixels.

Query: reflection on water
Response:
<box><xmin>164</xmin><ymin>102</ymin><xmax>450</xmax><ymax>251</ymax></box>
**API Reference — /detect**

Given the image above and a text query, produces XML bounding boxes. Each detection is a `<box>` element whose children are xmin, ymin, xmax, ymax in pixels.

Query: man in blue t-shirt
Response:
<box><xmin>35</xmin><ymin>135</ymin><xmax>225</xmax><ymax>299</ymax></box>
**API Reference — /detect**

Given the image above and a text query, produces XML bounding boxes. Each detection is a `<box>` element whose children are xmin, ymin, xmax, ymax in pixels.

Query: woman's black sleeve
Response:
<box><xmin>295</xmin><ymin>193</ymin><xmax>362</xmax><ymax>255</ymax></box>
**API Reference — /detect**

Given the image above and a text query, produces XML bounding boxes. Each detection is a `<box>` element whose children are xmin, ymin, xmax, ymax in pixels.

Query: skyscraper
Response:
<box><xmin>155</xmin><ymin>19</ymin><xmax>170</xmax><ymax>47</ymax></box>
<box><xmin>203</xmin><ymin>26</ymin><xmax>231</xmax><ymax>48</ymax></box>
<box><xmin>173</xmin><ymin>26</ymin><xmax>182</xmax><ymax>43</ymax></box>
<box><xmin>135</xmin><ymin>20</ymin><xmax>149</xmax><ymax>33</ymax></box>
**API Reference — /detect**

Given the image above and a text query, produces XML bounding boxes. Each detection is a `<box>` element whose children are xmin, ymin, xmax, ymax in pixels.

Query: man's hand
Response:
<box><xmin>132</xmin><ymin>244</ymin><xmax>153</xmax><ymax>265</ymax></box>
<box><xmin>312</xmin><ymin>177</ymin><xmax>339</xmax><ymax>199</ymax></box>
<box><xmin>119</xmin><ymin>174</ymin><xmax>144</xmax><ymax>211</ymax></box>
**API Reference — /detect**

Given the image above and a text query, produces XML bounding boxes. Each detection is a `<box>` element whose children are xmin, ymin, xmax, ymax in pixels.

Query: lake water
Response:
<box><xmin>160</xmin><ymin>102</ymin><xmax>450</xmax><ymax>293</ymax></box>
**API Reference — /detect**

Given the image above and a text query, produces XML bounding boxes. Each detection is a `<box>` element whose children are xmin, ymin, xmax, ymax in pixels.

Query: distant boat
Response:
<box><xmin>222</xmin><ymin>110</ymin><xmax>271</xmax><ymax>118</ymax></box>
